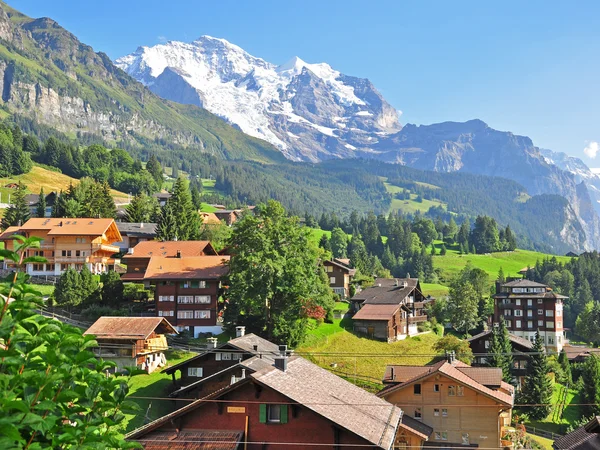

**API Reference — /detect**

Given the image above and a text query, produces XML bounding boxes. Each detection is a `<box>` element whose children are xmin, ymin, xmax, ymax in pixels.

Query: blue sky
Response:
<box><xmin>10</xmin><ymin>0</ymin><xmax>600</xmax><ymax>165</ymax></box>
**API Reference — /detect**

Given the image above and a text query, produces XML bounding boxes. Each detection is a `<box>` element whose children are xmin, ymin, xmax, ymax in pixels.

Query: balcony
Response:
<box><xmin>141</xmin><ymin>336</ymin><xmax>168</xmax><ymax>354</ymax></box>
<box><xmin>54</xmin><ymin>256</ymin><xmax>87</xmax><ymax>263</ymax></box>
<box><xmin>499</xmin><ymin>303</ymin><xmax>514</xmax><ymax>309</ymax></box>
<box><xmin>413</xmin><ymin>301</ymin><xmax>425</xmax><ymax>309</ymax></box>
<box><xmin>408</xmin><ymin>315</ymin><xmax>428</xmax><ymax>324</ymax></box>
<box><xmin>92</xmin><ymin>243</ymin><xmax>120</xmax><ymax>254</ymax></box>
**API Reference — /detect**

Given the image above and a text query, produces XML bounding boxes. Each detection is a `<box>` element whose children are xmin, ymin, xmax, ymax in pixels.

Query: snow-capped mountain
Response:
<box><xmin>115</xmin><ymin>36</ymin><xmax>401</xmax><ymax>161</ymax></box>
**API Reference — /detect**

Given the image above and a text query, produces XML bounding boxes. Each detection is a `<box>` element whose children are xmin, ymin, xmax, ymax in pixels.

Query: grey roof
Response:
<box><xmin>400</xmin><ymin>414</ymin><xmax>433</xmax><ymax>439</ymax></box>
<box><xmin>501</xmin><ymin>279</ymin><xmax>548</xmax><ymax>288</ymax></box>
<box><xmin>116</xmin><ymin>222</ymin><xmax>157</xmax><ymax>238</ymax></box>
<box><xmin>467</xmin><ymin>329</ymin><xmax>534</xmax><ymax>350</ymax></box>
<box><xmin>251</xmin><ymin>356</ymin><xmax>401</xmax><ymax>448</ymax></box>
<box><xmin>228</xmin><ymin>333</ymin><xmax>281</xmax><ymax>356</ymax></box>
<box><xmin>352</xmin><ymin>278</ymin><xmax>420</xmax><ymax>305</ymax></box>
<box><xmin>554</xmin><ymin>426</ymin><xmax>600</xmax><ymax>450</ymax></box>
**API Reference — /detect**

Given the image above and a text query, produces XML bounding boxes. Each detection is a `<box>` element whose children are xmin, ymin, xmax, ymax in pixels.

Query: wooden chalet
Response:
<box><xmin>378</xmin><ymin>354</ymin><xmax>514</xmax><ymax>450</ymax></box>
<box><xmin>127</xmin><ymin>335</ymin><xmax>431</xmax><ymax>450</ymax></box>
<box><xmin>83</xmin><ymin>317</ymin><xmax>177</xmax><ymax>373</ymax></box>
<box><xmin>351</xmin><ymin>278</ymin><xmax>429</xmax><ymax>342</ymax></box>
<box><xmin>324</xmin><ymin>258</ymin><xmax>356</xmax><ymax>299</ymax></box>
<box><xmin>467</xmin><ymin>329</ymin><xmax>534</xmax><ymax>386</ymax></box>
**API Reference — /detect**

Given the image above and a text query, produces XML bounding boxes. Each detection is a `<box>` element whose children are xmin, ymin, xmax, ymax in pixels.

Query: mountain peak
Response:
<box><xmin>276</xmin><ymin>56</ymin><xmax>307</xmax><ymax>74</ymax></box>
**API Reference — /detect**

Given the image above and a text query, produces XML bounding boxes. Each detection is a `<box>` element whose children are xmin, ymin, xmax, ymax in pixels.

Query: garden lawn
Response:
<box><xmin>420</xmin><ymin>282</ymin><xmax>449</xmax><ymax>298</ymax></box>
<box><xmin>298</xmin><ymin>330</ymin><xmax>440</xmax><ymax>387</ymax></box>
<box><xmin>525</xmin><ymin>383</ymin><xmax>583</xmax><ymax>434</ymax></box>
<box><xmin>527</xmin><ymin>434</ymin><xmax>554</xmax><ymax>450</ymax></box>
<box><xmin>122</xmin><ymin>350</ymin><xmax>195</xmax><ymax>433</ymax></box>
<box><xmin>29</xmin><ymin>283</ymin><xmax>55</xmax><ymax>297</ymax></box>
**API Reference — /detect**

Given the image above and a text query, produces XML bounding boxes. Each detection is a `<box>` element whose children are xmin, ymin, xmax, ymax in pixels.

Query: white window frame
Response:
<box><xmin>546</xmin><ymin>310</ymin><xmax>554</xmax><ymax>317</ymax></box>
<box><xmin>194</xmin><ymin>310</ymin><xmax>211</xmax><ymax>319</ymax></box>
<box><xmin>514</xmin><ymin>310</ymin><xmax>522</xmax><ymax>317</ymax></box>
<box><xmin>158</xmin><ymin>310</ymin><xmax>174</xmax><ymax>317</ymax></box>
<box><xmin>442</xmin><ymin>408</ymin><xmax>448</xmax><ymax>417</ymax></box>
<box><xmin>158</xmin><ymin>295</ymin><xmax>174</xmax><ymax>302</ymax></box>
<box><xmin>177</xmin><ymin>310</ymin><xmax>194</xmax><ymax>319</ymax></box>
<box><xmin>546</xmin><ymin>321</ymin><xmax>554</xmax><ymax>329</ymax></box>
<box><xmin>516</xmin><ymin>299</ymin><xmax>521</xmax><ymax>306</ymax></box>
<box><xmin>434</xmin><ymin>408</ymin><xmax>440</xmax><ymax>417</ymax></box>
<box><xmin>516</xmin><ymin>320</ymin><xmax>521</xmax><ymax>328</ymax></box>
<box><xmin>538</xmin><ymin>309</ymin><xmax>543</xmax><ymax>315</ymax></box>
<box><xmin>457</xmin><ymin>386</ymin><xmax>464</xmax><ymax>396</ymax></box>
<box><xmin>187</xmin><ymin>367</ymin><xmax>203</xmax><ymax>377</ymax></box>
<box><xmin>177</xmin><ymin>295</ymin><xmax>194</xmax><ymax>304</ymax></box>
<box><xmin>414</xmin><ymin>408</ymin><xmax>422</xmax><ymax>420</ymax></box>
<box><xmin>195</xmin><ymin>295</ymin><xmax>211</xmax><ymax>304</ymax></box>
<box><xmin>330</xmin><ymin>277</ymin><xmax>336</xmax><ymax>284</ymax></box>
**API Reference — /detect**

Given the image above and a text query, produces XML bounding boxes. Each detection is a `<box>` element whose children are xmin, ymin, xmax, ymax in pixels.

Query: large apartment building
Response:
<box><xmin>0</xmin><ymin>218</ymin><xmax>122</xmax><ymax>275</ymax></box>
<box><xmin>122</xmin><ymin>241</ymin><xmax>227</xmax><ymax>337</ymax></box>
<box><xmin>493</xmin><ymin>279</ymin><xmax>566</xmax><ymax>353</ymax></box>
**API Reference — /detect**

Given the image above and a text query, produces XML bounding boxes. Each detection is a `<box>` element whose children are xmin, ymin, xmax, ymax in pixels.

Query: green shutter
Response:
<box><xmin>179</xmin><ymin>282</ymin><xmax>185</xmax><ymax>289</ymax></box>
<box><xmin>191</xmin><ymin>281</ymin><xmax>199</xmax><ymax>288</ymax></box>
<box><xmin>259</xmin><ymin>404</ymin><xmax>267</xmax><ymax>423</ymax></box>
<box><xmin>280</xmin><ymin>405</ymin><xmax>288</xmax><ymax>424</ymax></box>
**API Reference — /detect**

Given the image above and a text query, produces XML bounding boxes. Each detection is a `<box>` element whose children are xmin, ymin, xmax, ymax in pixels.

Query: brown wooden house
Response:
<box><xmin>351</xmin><ymin>278</ymin><xmax>429</xmax><ymax>342</ymax></box>
<box><xmin>83</xmin><ymin>317</ymin><xmax>177</xmax><ymax>373</ymax></box>
<box><xmin>378</xmin><ymin>355</ymin><xmax>514</xmax><ymax>450</ymax></box>
<box><xmin>467</xmin><ymin>329</ymin><xmax>534</xmax><ymax>386</ymax></box>
<box><xmin>324</xmin><ymin>258</ymin><xmax>356</xmax><ymax>299</ymax></box>
<box><xmin>127</xmin><ymin>342</ymin><xmax>430</xmax><ymax>450</ymax></box>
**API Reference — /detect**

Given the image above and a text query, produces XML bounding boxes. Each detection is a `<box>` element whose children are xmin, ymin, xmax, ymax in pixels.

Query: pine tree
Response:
<box><xmin>169</xmin><ymin>177</ymin><xmax>200</xmax><ymax>240</ymax></box>
<box><xmin>156</xmin><ymin>202</ymin><xmax>177</xmax><ymax>241</ymax></box>
<box><xmin>2</xmin><ymin>181</ymin><xmax>30</xmax><ymax>228</ymax></box>
<box><xmin>54</xmin><ymin>268</ymin><xmax>83</xmax><ymax>306</ymax></box>
<box><xmin>430</xmin><ymin>244</ymin><xmax>437</xmax><ymax>255</ymax></box>
<box><xmin>505</xmin><ymin>225</ymin><xmax>517</xmax><ymax>251</ymax></box>
<box><xmin>581</xmin><ymin>355</ymin><xmax>600</xmax><ymax>416</ymax></box>
<box><xmin>146</xmin><ymin>154</ymin><xmax>163</xmax><ymax>186</ymax></box>
<box><xmin>440</xmin><ymin>244</ymin><xmax>447</xmax><ymax>256</ymax></box>
<box><xmin>125</xmin><ymin>193</ymin><xmax>158</xmax><ymax>223</ymax></box>
<box><xmin>497</xmin><ymin>267</ymin><xmax>505</xmax><ymax>284</ymax></box>
<box><xmin>35</xmin><ymin>187</ymin><xmax>46</xmax><ymax>218</ymax></box>
<box><xmin>558</xmin><ymin>349</ymin><xmax>572</xmax><ymax>385</ymax></box>
<box><xmin>318</xmin><ymin>234</ymin><xmax>331</xmax><ymax>253</ymax></box>
<box><xmin>520</xmin><ymin>330</ymin><xmax>553</xmax><ymax>419</ymax></box>
<box><xmin>330</xmin><ymin>227</ymin><xmax>348</xmax><ymax>259</ymax></box>
<box><xmin>498</xmin><ymin>320</ymin><xmax>513</xmax><ymax>382</ymax></box>
<box><xmin>101</xmin><ymin>270</ymin><xmax>124</xmax><ymax>307</ymax></box>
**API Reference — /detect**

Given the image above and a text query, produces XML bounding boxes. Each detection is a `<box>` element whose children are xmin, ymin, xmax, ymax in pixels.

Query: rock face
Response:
<box><xmin>0</xmin><ymin>4</ymin><xmax>282</xmax><ymax>163</ymax></box>
<box><xmin>116</xmin><ymin>37</ymin><xmax>402</xmax><ymax>161</ymax></box>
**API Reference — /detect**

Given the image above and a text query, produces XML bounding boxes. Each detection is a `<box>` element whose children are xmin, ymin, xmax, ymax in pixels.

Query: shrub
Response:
<box><xmin>325</xmin><ymin>308</ymin><xmax>334</xmax><ymax>324</ymax></box>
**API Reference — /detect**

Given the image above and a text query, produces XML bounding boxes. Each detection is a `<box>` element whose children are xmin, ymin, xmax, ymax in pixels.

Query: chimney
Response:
<box><xmin>207</xmin><ymin>337</ymin><xmax>218</xmax><ymax>349</ymax></box>
<box><xmin>446</xmin><ymin>351</ymin><xmax>456</xmax><ymax>365</ymax></box>
<box><xmin>236</xmin><ymin>326</ymin><xmax>246</xmax><ymax>338</ymax></box>
<box><xmin>275</xmin><ymin>344</ymin><xmax>288</xmax><ymax>372</ymax></box>
<box><xmin>176</xmin><ymin>250</ymin><xmax>181</xmax><ymax>258</ymax></box>
<box><xmin>390</xmin><ymin>367</ymin><xmax>395</xmax><ymax>381</ymax></box>
<box><xmin>140</xmin><ymin>222</ymin><xmax>144</xmax><ymax>228</ymax></box>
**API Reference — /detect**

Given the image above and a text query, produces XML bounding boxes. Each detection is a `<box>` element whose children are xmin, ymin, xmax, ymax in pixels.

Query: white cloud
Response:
<box><xmin>584</xmin><ymin>141</ymin><xmax>600</xmax><ymax>159</ymax></box>
<box><xmin>157</xmin><ymin>35</ymin><xmax>167</xmax><ymax>43</ymax></box>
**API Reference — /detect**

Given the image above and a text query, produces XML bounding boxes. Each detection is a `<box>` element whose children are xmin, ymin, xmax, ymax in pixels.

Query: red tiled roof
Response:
<box><xmin>144</xmin><ymin>256</ymin><xmax>230</xmax><ymax>280</ymax></box>
<box><xmin>352</xmin><ymin>303</ymin><xmax>399</xmax><ymax>321</ymax></box>
<box><xmin>83</xmin><ymin>317</ymin><xmax>177</xmax><ymax>340</ymax></box>
<box><xmin>126</xmin><ymin>240</ymin><xmax>217</xmax><ymax>258</ymax></box>
<box><xmin>137</xmin><ymin>430</ymin><xmax>243</xmax><ymax>449</ymax></box>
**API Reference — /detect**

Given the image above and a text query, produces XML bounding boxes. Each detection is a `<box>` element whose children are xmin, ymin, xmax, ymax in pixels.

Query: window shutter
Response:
<box><xmin>215</xmin><ymin>352</ymin><xmax>221</xmax><ymax>361</ymax></box>
<box><xmin>280</xmin><ymin>405</ymin><xmax>288</xmax><ymax>424</ymax></box>
<box><xmin>259</xmin><ymin>404</ymin><xmax>267</xmax><ymax>423</ymax></box>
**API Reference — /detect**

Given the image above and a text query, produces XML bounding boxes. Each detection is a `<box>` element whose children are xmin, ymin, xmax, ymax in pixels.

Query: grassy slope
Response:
<box><xmin>122</xmin><ymin>350</ymin><xmax>195</xmax><ymax>433</ymax></box>
<box><xmin>0</xmin><ymin>165</ymin><xmax>129</xmax><ymax>201</ymax></box>
<box><xmin>384</xmin><ymin>180</ymin><xmax>446</xmax><ymax>215</ymax></box>
<box><xmin>433</xmin><ymin>241</ymin><xmax>573</xmax><ymax>284</ymax></box>
<box><xmin>526</xmin><ymin>383</ymin><xmax>583</xmax><ymax>434</ymax></box>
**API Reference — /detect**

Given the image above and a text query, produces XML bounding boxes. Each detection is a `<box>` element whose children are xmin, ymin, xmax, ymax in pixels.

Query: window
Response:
<box><xmin>75</xmin><ymin>237</ymin><xmax>86</xmax><ymax>243</ymax></box>
<box><xmin>180</xmin><ymin>281</ymin><xmax>191</xmax><ymax>289</ymax></box>
<box><xmin>484</xmin><ymin>340</ymin><xmax>490</xmax><ymax>349</ymax></box>
<box><xmin>546</xmin><ymin>310</ymin><xmax>554</xmax><ymax>317</ymax></box>
<box><xmin>538</xmin><ymin>320</ymin><xmax>543</xmax><ymax>327</ymax></box>
<box><xmin>158</xmin><ymin>310</ymin><xmax>174</xmax><ymax>317</ymax></box>
<box><xmin>177</xmin><ymin>311</ymin><xmax>194</xmax><ymax>319</ymax></box>
<box><xmin>32</xmin><ymin>264</ymin><xmax>44</xmax><ymax>271</ymax></box>
<box><xmin>177</xmin><ymin>296</ymin><xmax>194</xmax><ymax>304</ymax></box>
<box><xmin>259</xmin><ymin>404</ymin><xmax>288</xmax><ymax>424</ymax></box>
<box><xmin>558</xmin><ymin>336</ymin><xmax>562</xmax><ymax>343</ymax></box>
<box><xmin>61</xmin><ymin>250</ymin><xmax>72</xmax><ymax>257</ymax></box>
<box><xmin>434</xmin><ymin>432</ymin><xmax>441</xmax><ymax>440</ymax></box>
<box><xmin>194</xmin><ymin>310</ymin><xmax>211</xmax><ymax>319</ymax></box>
<box><xmin>538</xmin><ymin>299</ymin><xmax>543</xmax><ymax>304</ymax></box>
<box><xmin>187</xmin><ymin>367</ymin><xmax>203</xmax><ymax>377</ymax></box>
<box><xmin>414</xmin><ymin>408</ymin><xmax>422</xmax><ymax>420</ymax></box>
<box><xmin>158</xmin><ymin>295</ymin><xmax>174</xmax><ymax>302</ymax></box>
<box><xmin>505</xmin><ymin>320</ymin><xmax>512</xmax><ymax>328</ymax></box>
<box><xmin>557</xmin><ymin>309</ymin><xmax>562</xmax><ymax>317</ymax></box>
<box><xmin>557</xmin><ymin>321</ymin><xmax>562</xmax><ymax>328</ymax></box>
<box><xmin>514</xmin><ymin>310</ymin><xmax>522</xmax><ymax>317</ymax></box>
<box><xmin>325</xmin><ymin>265</ymin><xmax>333</xmax><ymax>273</ymax></box>
<box><xmin>538</xmin><ymin>309</ymin><xmax>543</xmax><ymax>315</ymax></box>
<box><xmin>527</xmin><ymin>299</ymin><xmax>533</xmax><ymax>306</ymax></box>
<box><xmin>448</xmin><ymin>386</ymin><xmax>456</xmax><ymax>396</ymax></box>
<box><xmin>538</xmin><ymin>335</ymin><xmax>545</xmax><ymax>343</ymax></box>
<box><xmin>434</xmin><ymin>408</ymin><xmax>440</xmax><ymax>417</ymax></box>
<box><xmin>414</xmin><ymin>384</ymin><xmax>421</xmax><ymax>395</ymax></box>
<box><xmin>434</xmin><ymin>384</ymin><xmax>440</xmax><ymax>392</ymax></box>
<box><xmin>504</xmin><ymin>310</ymin><xmax>511</xmax><ymax>317</ymax></box>
<box><xmin>548</xmin><ymin>336</ymin><xmax>555</xmax><ymax>345</ymax></box>
<box><xmin>442</xmin><ymin>408</ymin><xmax>448</xmax><ymax>417</ymax></box>
<box><xmin>457</xmin><ymin>386</ymin><xmax>464</xmax><ymax>396</ymax></box>
<box><xmin>195</xmin><ymin>295</ymin><xmax>211</xmax><ymax>304</ymax></box>
<box><xmin>546</xmin><ymin>321</ymin><xmax>554</xmax><ymax>329</ymax></box>
<box><xmin>330</xmin><ymin>277</ymin><xmax>336</xmax><ymax>284</ymax></box>
<box><xmin>528</xmin><ymin>321</ymin><xmax>533</xmax><ymax>328</ymax></box>
<box><xmin>441</xmin><ymin>432</ymin><xmax>448</xmax><ymax>441</ymax></box>
<box><xmin>462</xmin><ymin>433</ymin><xmax>470</xmax><ymax>445</ymax></box>
<box><xmin>516</xmin><ymin>320</ymin><xmax>522</xmax><ymax>328</ymax></box>
<box><xmin>516</xmin><ymin>299</ymin><xmax>521</xmax><ymax>306</ymax></box>
<box><xmin>527</xmin><ymin>310</ymin><xmax>533</xmax><ymax>317</ymax></box>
